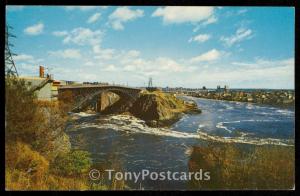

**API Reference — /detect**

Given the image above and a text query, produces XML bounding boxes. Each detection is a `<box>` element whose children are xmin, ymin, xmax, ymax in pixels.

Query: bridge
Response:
<box><xmin>58</xmin><ymin>85</ymin><xmax>142</xmax><ymax>112</ymax></box>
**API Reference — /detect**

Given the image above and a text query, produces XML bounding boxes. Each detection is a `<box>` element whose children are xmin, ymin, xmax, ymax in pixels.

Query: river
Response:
<box><xmin>66</xmin><ymin>96</ymin><xmax>294</xmax><ymax>190</ymax></box>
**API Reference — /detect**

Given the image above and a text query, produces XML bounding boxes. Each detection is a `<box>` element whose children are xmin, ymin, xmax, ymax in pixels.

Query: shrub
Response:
<box><xmin>5</xmin><ymin>141</ymin><xmax>50</xmax><ymax>190</ymax></box>
<box><xmin>5</xmin><ymin>168</ymin><xmax>91</xmax><ymax>190</ymax></box>
<box><xmin>188</xmin><ymin>142</ymin><xmax>295</xmax><ymax>190</ymax></box>
<box><xmin>5</xmin><ymin>76</ymin><xmax>71</xmax><ymax>160</ymax></box>
<box><xmin>5</xmin><ymin>141</ymin><xmax>49</xmax><ymax>178</ymax></box>
<box><xmin>51</xmin><ymin>150</ymin><xmax>92</xmax><ymax>177</ymax></box>
<box><xmin>5</xmin><ymin>77</ymin><xmax>42</xmax><ymax>143</ymax></box>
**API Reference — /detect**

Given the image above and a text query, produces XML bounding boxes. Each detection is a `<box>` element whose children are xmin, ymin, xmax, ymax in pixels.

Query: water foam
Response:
<box><xmin>69</xmin><ymin>115</ymin><xmax>294</xmax><ymax>146</ymax></box>
<box><xmin>276</xmin><ymin>109</ymin><xmax>294</xmax><ymax>116</ymax></box>
<box><xmin>74</xmin><ymin>115</ymin><xmax>200</xmax><ymax>139</ymax></box>
<box><xmin>69</xmin><ymin>112</ymin><xmax>96</xmax><ymax>117</ymax></box>
<box><xmin>215</xmin><ymin>119</ymin><xmax>282</xmax><ymax>133</ymax></box>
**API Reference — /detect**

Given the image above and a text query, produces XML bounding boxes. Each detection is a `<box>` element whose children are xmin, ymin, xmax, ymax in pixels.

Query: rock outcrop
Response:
<box><xmin>102</xmin><ymin>90</ymin><xmax>201</xmax><ymax>127</ymax></box>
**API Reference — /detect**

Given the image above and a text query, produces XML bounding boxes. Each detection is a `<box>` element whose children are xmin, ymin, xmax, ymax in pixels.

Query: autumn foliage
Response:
<box><xmin>5</xmin><ymin>76</ymin><xmax>94</xmax><ymax>190</ymax></box>
<box><xmin>188</xmin><ymin>142</ymin><xmax>294</xmax><ymax>190</ymax></box>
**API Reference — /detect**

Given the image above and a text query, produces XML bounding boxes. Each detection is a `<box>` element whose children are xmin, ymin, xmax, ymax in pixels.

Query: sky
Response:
<box><xmin>6</xmin><ymin>6</ymin><xmax>295</xmax><ymax>89</ymax></box>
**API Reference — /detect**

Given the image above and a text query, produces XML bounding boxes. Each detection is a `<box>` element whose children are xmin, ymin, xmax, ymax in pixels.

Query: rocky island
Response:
<box><xmin>101</xmin><ymin>90</ymin><xmax>201</xmax><ymax>127</ymax></box>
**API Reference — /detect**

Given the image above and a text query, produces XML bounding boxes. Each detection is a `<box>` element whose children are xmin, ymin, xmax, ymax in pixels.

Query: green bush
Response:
<box><xmin>51</xmin><ymin>150</ymin><xmax>92</xmax><ymax>177</ymax></box>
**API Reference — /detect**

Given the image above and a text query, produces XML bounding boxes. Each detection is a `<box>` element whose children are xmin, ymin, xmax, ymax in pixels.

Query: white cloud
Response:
<box><xmin>39</xmin><ymin>39</ymin><xmax>293</xmax><ymax>89</ymax></box>
<box><xmin>220</xmin><ymin>27</ymin><xmax>253</xmax><ymax>47</ymax></box>
<box><xmin>237</xmin><ymin>9</ymin><xmax>248</xmax><ymax>15</ymax></box>
<box><xmin>217</xmin><ymin>58</ymin><xmax>293</xmax><ymax>88</ymax></box>
<box><xmin>127</xmin><ymin>50</ymin><xmax>140</xmax><ymax>58</ymax></box>
<box><xmin>18</xmin><ymin>63</ymin><xmax>38</xmax><ymax>75</ymax></box>
<box><xmin>109</xmin><ymin>7</ymin><xmax>144</xmax><ymax>30</ymax></box>
<box><xmin>13</xmin><ymin>54</ymin><xmax>34</xmax><ymax>61</ymax></box>
<box><xmin>202</xmin><ymin>15</ymin><xmax>218</xmax><ymax>25</ymax></box>
<box><xmin>179</xmin><ymin>57</ymin><xmax>294</xmax><ymax>88</ymax></box>
<box><xmin>189</xmin><ymin>34</ymin><xmax>211</xmax><ymax>43</ymax></box>
<box><xmin>155</xmin><ymin>57</ymin><xmax>184</xmax><ymax>72</ymax></box>
<box><xmin>152</xmin><ymin>6</ymin><xmax>216</xmax><ymax>25</ymax></box>
<box><xmin>64</xmin><ymin>6</ymin><xmax>102</xmax><ymax>11</ymax></box>
<box><xmin>13</xmin><ymin>54</ymin><xmax>44</xmax><ymax>76</ymax></box>
<box><xmin>224</xmin><ymin>9</ymin><xmax>248</xmax><ymax>18</ymax></box>
<box><xmin>52</xmin><ymin>31</ymin><xmax>68</xmax><ymax>37</ymax></box>
<box><xmin>103</xmin><ymin>64</ymin><xmax>117</xmax><ymax>71</ymax></box>
<box><xmin>190</xmin><ymin>49</ymin><xmax>222</xmax><ymax>63</ymax></box>
<box><xmin>48</xmin><ymin>49</ymin><xmax>82</xmax><ymax>59</ymax></box>
<box><xmin>24</xmin><ymin>22</ymin><xmax>44</xmax><ymax>35</ymax></box>
<box><xmin>93</xmin><ymin>45</ymin><xmax>115</xmax><ymax>60</ymax></box>
<box><xmin>87</xmin><ymin>13</ymin><xmax>101</xmax><ymax>24</ymax></box>
<box><xmin>61</xmin><ymin>28</ymin><xmax>103</xmax><ymax>46</ymax></box>
<box><xmin>123</xmin><ymin>57</ymin><xmax>185</xmax><ymax>73</ymax></box>
<box><xmin>13</xmin><ymin>54</ymin><xmax>44</xmax><ymax>65</ymax></box>
<box><xmin>232</xmin><ymin>58</ymin><xmax>294</xmax><ymax>69</ymax></box>
<box><xmin>121</xmin><ymin>54</ymin><xmax>196</xmax><ymax>75</ymax></box>
<box><xmin>84</xmin><ymin>61</ymin><xmax>95</xmax><ymax>66</ymax></box>
<box><xmin>6</xmin><ymin>6</ymin><xmax>24</xmax><ymax>11</ymax></box>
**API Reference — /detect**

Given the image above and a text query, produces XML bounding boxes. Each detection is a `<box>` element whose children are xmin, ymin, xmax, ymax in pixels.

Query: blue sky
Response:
<box><xmin>6</xmin><ymin>6</ymin><xmax>294</xmax><ymax>89</ymax></box>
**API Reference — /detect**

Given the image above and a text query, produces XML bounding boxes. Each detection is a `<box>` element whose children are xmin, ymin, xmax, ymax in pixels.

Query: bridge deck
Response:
<box><xmin>58</xmin><ymin>85</ymin><xmax>141</xmax><ymax>90</ymax></box>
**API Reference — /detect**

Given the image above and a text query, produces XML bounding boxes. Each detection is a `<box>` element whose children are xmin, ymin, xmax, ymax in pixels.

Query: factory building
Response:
<box><xmin>19</xmin><ymin>66</ymin><xmax>80</xmax><ymax>101</ymax></box>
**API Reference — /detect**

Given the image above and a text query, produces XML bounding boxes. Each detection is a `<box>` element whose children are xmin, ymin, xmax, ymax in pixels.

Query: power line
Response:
<box><xmin>5</xmin><ymin>24</ymin><xmax>18</xmax><ymax>77</ymax></box>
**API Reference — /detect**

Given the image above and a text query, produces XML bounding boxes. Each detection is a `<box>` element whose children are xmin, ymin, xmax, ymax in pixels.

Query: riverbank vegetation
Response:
<box><xmin>188</xmin><ymin>90</ymin><xmax>294</xmax><ymax>109</ymax></box>
<box><xmin>5</xmin><ymin>76</ymin><xmax>125</xmax><ymax>190</ymax></box>
<box><xmin>188</xmin><ymin>142</ymin><xmax>294</xmax><ymax>190</ymax></box>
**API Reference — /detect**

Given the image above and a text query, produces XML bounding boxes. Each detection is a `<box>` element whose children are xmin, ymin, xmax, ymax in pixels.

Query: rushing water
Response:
<box><xmin>66</xmin><ymin>97</ymin><xmax>294</xmax><ymax>190</ymax></box>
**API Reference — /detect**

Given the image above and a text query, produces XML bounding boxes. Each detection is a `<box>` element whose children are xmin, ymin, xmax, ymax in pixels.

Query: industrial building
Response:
<box><xmin>19</xmin><ymin>66</ymin><xmax>80</xmax><ymax>101</ymax></box>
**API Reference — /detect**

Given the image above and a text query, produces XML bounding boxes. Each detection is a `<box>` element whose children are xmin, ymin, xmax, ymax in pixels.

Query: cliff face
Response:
<box><xmin>130</xmin><ymin>92</ymin><xmax>180</xmax><ymax>119</ymax></box>
<box><xmin>102</xmin><ymin>90</ymin><xmax>201</xmax><ymax>127</ymax></box>
<box><xmin>129</xmin><ymin>91</ymin><xmax>201</xmax><ymax>126</ymax></box>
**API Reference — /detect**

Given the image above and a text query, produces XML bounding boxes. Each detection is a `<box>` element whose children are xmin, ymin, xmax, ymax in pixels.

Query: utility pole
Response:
<box><xmin>5</xmin><ymin>24</ymin><xmax>18</xmax><ymax>77</ymax></box>
<box><xmin>148</xmin><ymin>77</ymin><xmax>153</xmax><ymax>88</ymax></box>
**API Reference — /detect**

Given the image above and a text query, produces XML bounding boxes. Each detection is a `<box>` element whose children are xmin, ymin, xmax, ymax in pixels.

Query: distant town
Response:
<box><xmin>163</xmin><ymin>85</ymin><xmax>294</xmax><ymax>108</ymax></box>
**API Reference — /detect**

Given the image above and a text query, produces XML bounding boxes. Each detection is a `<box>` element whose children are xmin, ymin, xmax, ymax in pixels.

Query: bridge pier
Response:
<box><xmin>94</xmin><ymin>92</ymin><xmax>120</xmax><ymax>113</ymax></box>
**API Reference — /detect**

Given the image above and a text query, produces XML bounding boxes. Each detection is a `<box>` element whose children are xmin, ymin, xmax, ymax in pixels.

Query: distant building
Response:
<box><xmin>216</xmin><ymin>85</ymin><xmax>229</xmax><ymax>93</ymax></box>
<box><xmin>18</xmin><ymin>65</ymin><xmax>80</xmax><ymax>101</ymax></box>
<box><xmin>19</xmin><ymin>76</ymin><xmax>55</xmax><ymax>101</ymax></box>
<box><xmin>224</xmin><ymin>85</ymin><xmax>229</xmax><ymax>93</ymax></box>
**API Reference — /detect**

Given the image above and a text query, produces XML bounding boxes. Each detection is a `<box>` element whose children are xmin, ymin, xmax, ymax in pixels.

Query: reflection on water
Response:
<box><xmin>66</xmin><ymin>97</ymin><xmax>294</xmax><ymax>190</ymax></box>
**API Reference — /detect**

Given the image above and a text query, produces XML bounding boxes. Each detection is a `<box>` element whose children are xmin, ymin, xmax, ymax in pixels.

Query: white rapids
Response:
<box><xmin>67</xmin><ymin>114</ymin><xmax>294</xmax><ymax>147</ymax></box>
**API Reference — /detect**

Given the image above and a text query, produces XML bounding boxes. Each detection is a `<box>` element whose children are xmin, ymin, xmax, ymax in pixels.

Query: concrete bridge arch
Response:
<box><xmin>58</xmin><ymin>85</ymin><xmax>141</xmax><ymax>112</ymax></box>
